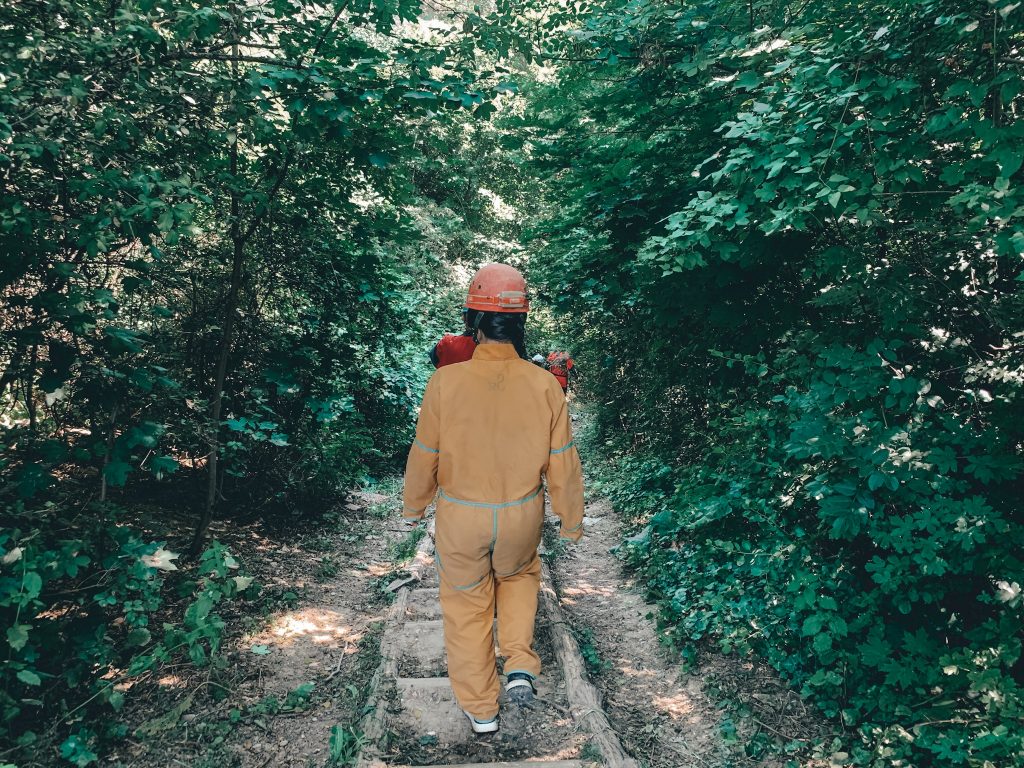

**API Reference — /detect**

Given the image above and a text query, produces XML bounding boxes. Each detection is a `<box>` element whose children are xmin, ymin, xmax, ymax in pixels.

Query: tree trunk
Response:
<box><xmin>99</xmin><ymin>404</ymin><xmax>118</xmax><ymax>502</ymax></box>
<box><xmin>191</xmin><ymin>11</ymin><xmax>294</xmax><ymax>554</ymax></box>
<box><xmin>26</xmin><ymin>345</ymin><xmax>37</xmax><ymax>432</ymax></box>
<box><xmin>191</xmin><ymin>119</ymin><xmax>245</xmax><ymax>556</ymax></box>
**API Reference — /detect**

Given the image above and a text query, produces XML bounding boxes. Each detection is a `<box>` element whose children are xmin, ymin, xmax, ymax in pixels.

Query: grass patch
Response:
<box><xmin>571</xmin><ymin>624</ymin><xmax>611</xmax><ymax>677</ymax></box>
<box><xmin>388</xmin><ymin>525</ymin><xmax>426</xmax><ymax>563</ymax></box>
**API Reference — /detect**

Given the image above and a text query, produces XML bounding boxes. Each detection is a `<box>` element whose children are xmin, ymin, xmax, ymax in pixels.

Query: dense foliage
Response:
<box><xmin>5</xmin><ymin>0</ymin><xmax>1023</xmax><ymax>764</ymax></box>
<box><xmin>524</xmin><ymin>0</ymin><xmax>1023</xmax><ymax>765</ymax></box>
<box><xmin>0</xmin><ymin>0</ymin><xmax>523</xmax><ymax>760</ymax></box>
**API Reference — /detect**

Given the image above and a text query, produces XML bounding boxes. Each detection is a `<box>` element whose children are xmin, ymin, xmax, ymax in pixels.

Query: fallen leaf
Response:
<box><xmin>141</xmin><ymin>547</ymin><xmax>179</xmax><ymax>571</ymax></box>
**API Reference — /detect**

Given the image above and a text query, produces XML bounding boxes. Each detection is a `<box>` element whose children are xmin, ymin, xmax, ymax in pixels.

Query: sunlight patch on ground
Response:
<box><xmin>251</xmin><ymin>608</ymin><xmax>361</xmax><ymax>649</ymax></box>
<box><xmin>618</xmin><ymin>663</ymin><xmax>657</xmax><ymax>680</ymax></box>
<box><xmin>652</xmin><ymin>692</ymin><xmax>698</xmax><ymax>720</ymax></box>
<box><xmin>359</xmin><ymin>562</ymin><xmax>396</xmax><ymax>578</ymax></box>
<box><xmin>527</xmin><ymin>743</ymin><xmax>581</xmax><ymax>761</ymax></box>
<box><xmin>561</xmin><ymin>580</ymin><xmax>617</xmax><ymax>599</ymax></box>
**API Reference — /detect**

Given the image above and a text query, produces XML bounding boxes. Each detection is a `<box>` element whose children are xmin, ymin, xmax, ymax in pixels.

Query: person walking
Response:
<box><xmin>545</xmin><ymin>350</ymin><xmax>575</xmax><ymax>395</ymax></box>
<box><xmin>429</xmin><ymin>310</ymin><xmax>476</xmax><ymax>368</ymax></box>
<box><xmin>402</xmin><ymin>263</ymin><xmax>585</xmax><ymax>734</ymax></box>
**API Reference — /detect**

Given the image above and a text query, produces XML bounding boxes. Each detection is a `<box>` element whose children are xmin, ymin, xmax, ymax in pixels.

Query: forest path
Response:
<box><xmin>353</xmin><ymin>518</ymin><xmax>613</xmax><ymax>768</ymax></box>
<box><xmin>544</xmin><ymin>499</ymin><xmax>727</xmax><ymax>768</ymax></box>
<box><xmin>121</xmin><ymin>478</ymin><xmax>819</xmax><ymax>768</ymax></box>
<box><xmin>114</xmin><ymin>489</ymin><xmax>409</xmax><ymax>768</ymax></box>
<box><xmin>351</xmin><ymin>493</ymin><xmax>741</xmax><ymax>768</ymax></box>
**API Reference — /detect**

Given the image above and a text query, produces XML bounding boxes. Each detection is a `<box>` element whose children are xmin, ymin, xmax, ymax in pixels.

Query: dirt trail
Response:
<box><xmin>545</xmin><ymin>498</ymin><xmax>827</xmax><ymax>768</ymax></box>
<box><xmin>116</xmin><ymin>481</ymin><xmax>823</xmax><ymax>768</ymax></box>
<box><xmin>545</xmin><ymin>499</ymin><xmax>727</xmax><ymax>768</ymax></box>
<box><xmin>111</xmin><ymin>489</ymin><xmax>409</xmax><ymax>768</ymax></box>
<box><xmin>228</xmin><ymin>492</ymin><xmax>399</xmax><ymax>767</ymax></box>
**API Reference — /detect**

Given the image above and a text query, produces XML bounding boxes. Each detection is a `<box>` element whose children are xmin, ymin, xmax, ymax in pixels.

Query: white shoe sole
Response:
<box><xmin>464</xmin><ymin>710</ymin><xmax>498</xmax><ymax>734</ymax></box>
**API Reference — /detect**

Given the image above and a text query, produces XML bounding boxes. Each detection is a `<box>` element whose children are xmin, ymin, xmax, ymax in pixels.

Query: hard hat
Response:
<box><xmin>532</xmin><ymin>354</ymin><xmax>545</xmax><ymax>363</ymax></box>
<box><xmin>465</xmin><ymin>263</ymin><xmax>529</xmax><ymax>313</ymax></box>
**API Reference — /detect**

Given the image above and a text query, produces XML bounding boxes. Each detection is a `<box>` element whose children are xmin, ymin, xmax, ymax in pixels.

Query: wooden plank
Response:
<box><xmin>356</xmin><ymin>530</ymin><xmax>437</xmax><ymax>768</ymax></box>
<box><xmin>539</xmin><ymin>561</ymin><xmax>640</xmax><ymax>768</ymax></box>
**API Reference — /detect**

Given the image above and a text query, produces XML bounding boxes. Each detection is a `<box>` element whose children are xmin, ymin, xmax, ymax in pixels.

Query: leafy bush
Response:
<box><xmin>0</xmin><ymin>505</ymin><xmax>248</xmax><ymax>760</ymax></box>
<box><xmin>526</xmin><ymin>0</ymin><xmax>1024</xmax><ymax>764</ymax></box>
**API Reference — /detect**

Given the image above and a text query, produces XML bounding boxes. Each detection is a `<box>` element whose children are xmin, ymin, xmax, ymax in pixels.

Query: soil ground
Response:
<box><xmin>101</xmin><ymin>477</ymin><xmax>827</xmax><ymax>768</ymax></box>
<box><xmin>108</xmin><ymin>485</ymin><xmax>415</xmax><ymax>768</ymax></box>
<box><xmin>544</xmin><ymin>497</ymin><xmax>829</xmax><ymax>768</ymax></box>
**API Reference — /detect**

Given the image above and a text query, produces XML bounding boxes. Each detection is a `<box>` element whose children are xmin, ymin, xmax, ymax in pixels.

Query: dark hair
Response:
<box><xmin>465</xmin><ymin>309</ymin><xmax>528</xmax><ymax>359</ymax></box>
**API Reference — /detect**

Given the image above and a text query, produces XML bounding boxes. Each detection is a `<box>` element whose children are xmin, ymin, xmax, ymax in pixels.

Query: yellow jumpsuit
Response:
<box><xmin>402</xmin><ymin>342</ymin><xmax>585</xmax><ymax>719</ymax></box>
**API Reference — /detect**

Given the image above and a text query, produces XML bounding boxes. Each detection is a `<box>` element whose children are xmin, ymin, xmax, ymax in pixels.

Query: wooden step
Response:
<box><xmin>367</xmin><ymin>762</ymin><xmax>588</xmax><ymax>768</ymax></box>
<box><xmin>405</xmin><ymin>587</ymin><xmax>442</xmax><ymax>619</ymax></box>
<box><xmin>393</xmin><ymin>675</ymin><xmax>463</xmax><ymax>745</ymax></box>
<box><xmin>393</xmin><ymin>619</ymin><xmax>447</xmax><ymax>677</ymax></box>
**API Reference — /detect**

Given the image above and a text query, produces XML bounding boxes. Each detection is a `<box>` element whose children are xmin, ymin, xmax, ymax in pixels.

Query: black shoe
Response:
<box><xmin>505</xmin><ymin>672</ymin><xmax>536</xmax><ymax>706</ymax></box>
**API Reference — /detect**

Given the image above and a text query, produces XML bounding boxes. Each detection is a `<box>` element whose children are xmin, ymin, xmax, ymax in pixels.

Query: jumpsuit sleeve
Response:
<box><xmin>402</xmin><ymin>373</ymin><xmax>441</xmax><ymax>519</ymax></box>
<box><xmin>546</xmin><ymin>393</ymin><xmax>585</xmax><ymax>541</ymax></box>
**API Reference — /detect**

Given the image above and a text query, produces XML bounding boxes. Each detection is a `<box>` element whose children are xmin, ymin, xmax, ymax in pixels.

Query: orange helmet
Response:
<box><xmin>465</xmin><ymin>263</ymin><xmax>529</xmax><ymax>313</ymax></box>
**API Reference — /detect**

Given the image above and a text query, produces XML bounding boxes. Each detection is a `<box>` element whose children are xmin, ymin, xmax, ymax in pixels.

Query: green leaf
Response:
<box><xmin>103</xmin><ymin>460</ymin><xmax>132</xmax><ymax>487</ymax></box>
<box><xmin>993</xmin><ymin>147</ymin><xmax>1022</xmax><ymax>178</ymax></box>
<box><xmin>734</xmin><ymin>70</ymin><xmax>762</xmax><ymax>89</ymax></box>
<box><xmin>474</xmin><ymin>102</ymin><xmax>497</xmax><ymax>119</ymax></box>
<box><xmin>149</xmin><ymin>456</ymin><xmax>179</xmax><ymax>479</ymax></box>
<box><xmin>802</xmin><ymin>614</ymin><xmax>825</xmax><ymax>636</ymax></box>
<box><xmin>17</xmin><ymin>669</ymin><xmax>41</xmax><ymax>686</ymax></box>
<box><xmin>107</xmin><ymin>689</ymin><xmax>125</xmax><ymax>712</ymax></box>
<box><xmin>60</xmin><ymin>732</ymin><xmax>98</xmax><ymax>767</ymax></box>
<box><xmin>127</xmin><ymin>627</ymin><xmax>152</xmax><ymax>647</ymax></box>
<box><xmin>7</xmin><ymin>624</ymin><xmax>30</xmax><ymax>651</ymax></box>
<box><xmin>812</xmin><ymin>632</ymin><xmax>833</xmax><ymax>653</ymax></box>
<box><xmin>23</xmin><ymin>571</ymin><xmax>43</xmax><ymax>599</ymax></box>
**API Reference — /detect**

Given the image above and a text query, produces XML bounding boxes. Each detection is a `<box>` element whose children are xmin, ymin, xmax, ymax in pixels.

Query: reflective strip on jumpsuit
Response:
<box><xmin>402</xmin><ymin>343</ymin><xmax>585</xmax><ymax>720</ymax></box>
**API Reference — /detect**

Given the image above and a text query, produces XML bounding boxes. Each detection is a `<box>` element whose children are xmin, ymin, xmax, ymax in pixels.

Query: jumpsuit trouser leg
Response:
<box><xmin>434</xmin><ymin>492</ymin><xmax>545</xmax><ymax>720</ymax></box>
<box><xmin>438</xmin><ymin>571</ymin><xmax>501</xmax><ymax>719</ymax></box>
<box><xmin>495</xmin><ymin>552</ymin><xmax>542</xmax><ymax>679</ymax></box>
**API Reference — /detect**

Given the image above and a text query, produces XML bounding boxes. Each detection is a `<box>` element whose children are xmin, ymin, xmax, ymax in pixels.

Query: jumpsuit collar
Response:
<box><xmin>472</xmin><ymin>343</ymin><xmax>519</xmax><ymax>361</ymax></box>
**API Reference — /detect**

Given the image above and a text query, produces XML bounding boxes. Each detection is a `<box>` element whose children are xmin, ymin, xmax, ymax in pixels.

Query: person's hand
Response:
<box><xmin>400</xmin><ymin>516</ymin><xmax>425</xmax><ymax>532</ymax></box>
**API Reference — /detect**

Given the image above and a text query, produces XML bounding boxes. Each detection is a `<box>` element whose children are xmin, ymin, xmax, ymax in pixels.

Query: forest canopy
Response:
<box><xmin>2</xmin><ymin>0</ymin><xmax>1023</xmax><ymax>766</ymax></box>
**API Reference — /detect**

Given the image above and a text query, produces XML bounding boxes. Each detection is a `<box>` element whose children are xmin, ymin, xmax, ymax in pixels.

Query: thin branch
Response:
<box><xmin>164</xmin><ymin>52</ymin><xmax>306</xmax><ymax>70</ymax></box>
<box><xmin>306</xmin><ymin>0</ymin><xmax>352</xmax><ymax>62</ymax></box>
<box><xmin>239</xmin><ymin>147</ymin><xmax>294</xmax><ymax>246</ymax></box>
